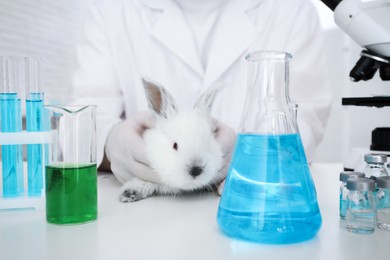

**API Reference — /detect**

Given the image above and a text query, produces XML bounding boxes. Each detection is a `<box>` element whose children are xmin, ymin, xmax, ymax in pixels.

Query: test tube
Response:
<box><xmin>25</xmin><ymin>57</ymin><xmax>45</xmax><ymax>197</ymax></box>
<box><xmin>0</xmin><ymin>56</ymin><xmax>24</xmax><ymax>198</ymax></box>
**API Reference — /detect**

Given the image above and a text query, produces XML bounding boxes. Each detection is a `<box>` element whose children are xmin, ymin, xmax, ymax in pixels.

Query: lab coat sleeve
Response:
<box><xmin>71</xmin><ymin>4</ymin><xmax>124</xmax><ymax>167</ymax></box>
<box><xmin>286</xmin><ymin>1</ymin><xmax>333</xmax><ymax>162</ymax></box>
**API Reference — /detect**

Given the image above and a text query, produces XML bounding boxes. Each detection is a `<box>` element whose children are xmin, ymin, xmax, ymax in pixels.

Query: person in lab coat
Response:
<box><xmin>71</xmin><ymin>0</ymin><xmax>332</xmax><ymax>187</ymax></box>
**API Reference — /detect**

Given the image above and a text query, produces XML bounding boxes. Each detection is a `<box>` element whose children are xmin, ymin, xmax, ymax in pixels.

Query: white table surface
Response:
<box><xmin>1</xmin><ymin>163</ymin><xmax>390</xmax><ymax>260</ymax></box>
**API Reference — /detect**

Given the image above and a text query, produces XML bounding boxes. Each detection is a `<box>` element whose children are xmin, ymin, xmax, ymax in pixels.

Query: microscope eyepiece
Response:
<box><xmin>320</xmin><ymin>0</ymin><xmax>342</xmax><ymax>11</ymax></box>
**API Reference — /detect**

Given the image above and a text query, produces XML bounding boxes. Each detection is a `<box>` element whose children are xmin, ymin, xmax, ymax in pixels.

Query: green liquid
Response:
<box><xmin>45</xmin><ymin>164</ymin><xmax>98</xmax><ymax>224</ymax></box>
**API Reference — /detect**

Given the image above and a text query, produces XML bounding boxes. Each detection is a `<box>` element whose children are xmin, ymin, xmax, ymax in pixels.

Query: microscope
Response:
<box><xmin>320</xmin><ymin>0</ymin><xmax>390</xmax><ymax>169</ymax></box>
<box><xmin>321</xmin><ymin>0</ymin><xmax>390</xmax><ymax>82</ymax></box>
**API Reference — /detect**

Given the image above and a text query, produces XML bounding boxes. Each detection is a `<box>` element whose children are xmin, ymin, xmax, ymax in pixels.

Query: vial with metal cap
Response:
<box><xmin>376</xmin><ymin>176</ymin><xmax>390</xmax><ymax>231</ymax></box>
<box><xmin>363</xmin><ymin>153</ymin><xmax>389</xmax><ymax>179</ymax></box>
<box><xmin>346</xmin><ymin>178</ymin><xmax>376</xmax><ymax>234</ymax></box>
<box><xmin>339</xmin><ymin>171</ymin><xmax>365</xmax><ymax>219</ymax></box>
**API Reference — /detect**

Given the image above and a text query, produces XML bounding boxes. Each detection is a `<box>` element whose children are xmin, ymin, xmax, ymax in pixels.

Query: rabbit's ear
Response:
<box><xmin>194</xmin><ymin>82</ymin><xmax>227</xmax><ymax>114</ymax></box>
<box><xmin>143</xmin><ymin>78</ymin><xmax>177</xmax><ymax>119</ymax></box>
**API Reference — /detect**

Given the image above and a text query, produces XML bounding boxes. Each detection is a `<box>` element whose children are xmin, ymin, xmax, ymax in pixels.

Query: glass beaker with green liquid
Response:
<box><xmin>217</xmin><ymin>51</ymin><xmax>322</xmax><ymax>244</ymax></box>
<box><xmin>45</xmin><ymin>105</ymin><xmax>97</xmax><ymax>224</ymax></box>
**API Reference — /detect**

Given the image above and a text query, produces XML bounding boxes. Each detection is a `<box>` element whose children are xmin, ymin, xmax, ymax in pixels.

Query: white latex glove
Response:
<box><xmin>105</xmin><ymin>111</ymin><xmax>160</xmax><ymax>184</ymax></box>
<box><xmin>210</xmin><ymin>118</ymin><xmax>236</xmax><ymax>196</ymax></box>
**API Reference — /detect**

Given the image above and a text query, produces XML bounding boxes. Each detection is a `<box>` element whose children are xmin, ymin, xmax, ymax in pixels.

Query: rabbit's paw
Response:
<box><xmin>119</xmin><ymin>179</ymin><xmax>157</xmax><ymax>203</ymax></box>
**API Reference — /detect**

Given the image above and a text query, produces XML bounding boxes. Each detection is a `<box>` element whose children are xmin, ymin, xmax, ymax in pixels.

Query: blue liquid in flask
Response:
<box><xmin>0</xmin><ymin>93</ymin><xmax>24</xmax><ymax>198</ymax></box>
<box><xmin>217</xmin><ymin>133</ymin><xmax>322</xmax><ymax>244</ymax></box>
<box><xmin>26</xmin><ymin>93</ymin><xmax>45</xmax><ymax>197</ymax></box>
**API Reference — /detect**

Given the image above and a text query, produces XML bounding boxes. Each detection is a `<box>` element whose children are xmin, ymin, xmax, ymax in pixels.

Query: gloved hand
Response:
<box><xmin>104</xmin><ymin>111</ymin><xmax>160</xmax><ymax>184</ymax></box>
<box><xmin>210</xmin><ymin>118</ymin><xmax>236</xmax><ymax>196</ymax></box>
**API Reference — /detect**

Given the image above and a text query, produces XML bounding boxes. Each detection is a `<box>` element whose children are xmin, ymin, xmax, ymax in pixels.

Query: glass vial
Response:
<box><xmin>339</xmin><ymin>171</ymin><xmax>365</xmax><ymax>219</ymax></box>
<box><xmin>363</xmin><ymin>153</ymin><xmax>389</xmax><ymax>179</ymax></box>
<box><xmin>346</xmin><ymin>178</ymin><xmax>376</xmax><ymax>234</ymax></box>
<box><xmin>376</xmin><ymin>176</ymin><xmax>390</xmax><ymax>231</ymax></box>
<box><xmin>0</xmin><ymin>56</ymin><xmax>24</xmax><ymax>198</ymax></box>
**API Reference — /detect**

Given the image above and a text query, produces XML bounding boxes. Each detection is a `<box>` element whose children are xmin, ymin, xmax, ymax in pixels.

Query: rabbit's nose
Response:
<box><xmin>189</xmin><ymin>166</ymin><xmax>203</xmax><ymax>177</ymax></box>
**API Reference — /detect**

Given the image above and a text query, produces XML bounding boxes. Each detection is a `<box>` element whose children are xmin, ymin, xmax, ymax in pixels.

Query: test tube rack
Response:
<box><xmin>0</xmin><ymin>130</ymin><xmax>52</xmax><ymax>210</ymax></box>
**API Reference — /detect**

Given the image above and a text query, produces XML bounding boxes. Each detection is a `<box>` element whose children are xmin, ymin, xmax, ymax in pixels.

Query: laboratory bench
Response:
<box><xmin>1</xmin><ymin>163</ymin><xmax>390</xmax><ymax>260</ymax></box>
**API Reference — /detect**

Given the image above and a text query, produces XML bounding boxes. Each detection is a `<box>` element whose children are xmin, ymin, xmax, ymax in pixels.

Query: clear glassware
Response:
<box><xmin>363</xmin><ymin>153</ymin><xmax>389</xmax><ymax>179</ymax></box>
<box><xmin>376</xmin><ymin>176</ymin><xmax>390</xmax><ymax>231</ymax></box>
<box><xmin>45</xmin><ymin>105</ymin><xmax>97</xmax><ymax>224</ymax></box>
<box><xmin>346</xmin><ymin>178</ymin><xmax>376</xmax><ymax>234</ymax></box>
<box><xmin>0</xmin><ymin>56</ymin><xmax>23</xmax><ymax>198</ymax></box>
<box><xmin>217</xmin><ymin>51</ymin><xmax>322</xmax><ymax>244</ymax></box>
<box><xmin>25</xmin><ymin>57</ymin><xmax>46</xmax><ymax>197</ymax></box>
<box><xmin>339</xmin><ymin>171</ymin><xmax>365</xmax><ymax>219</ymax></box>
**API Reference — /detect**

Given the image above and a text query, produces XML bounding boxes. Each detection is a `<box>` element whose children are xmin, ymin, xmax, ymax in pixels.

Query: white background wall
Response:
<box><xmin>0</xmin><ymin>0</ymin><xmax>93</xmax><ymax>104</ymax></box>
<box><xmin>0</xmin><ymin>0</ymin><xmax>389</xmax><ymax>163</ymax></box>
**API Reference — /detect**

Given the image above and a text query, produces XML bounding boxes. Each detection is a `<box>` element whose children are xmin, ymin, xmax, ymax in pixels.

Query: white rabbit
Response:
<box><xmin>119</xmin><ymin>78</ymin><xmax>227</xmax><ymax>202</ymax></box>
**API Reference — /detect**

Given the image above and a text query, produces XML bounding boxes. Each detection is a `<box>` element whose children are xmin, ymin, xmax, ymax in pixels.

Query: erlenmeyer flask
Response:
<box><xmin>217</xmin><ymin>51</ymin><xmax>321</xmax><ymax>244</ymax></box>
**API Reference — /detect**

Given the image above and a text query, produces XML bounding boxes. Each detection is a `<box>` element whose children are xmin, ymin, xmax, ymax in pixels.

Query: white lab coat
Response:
<box><xmin>72</xmin><ymin>0</ymin><xmax>332</xmax><ymax>165</ymax></box>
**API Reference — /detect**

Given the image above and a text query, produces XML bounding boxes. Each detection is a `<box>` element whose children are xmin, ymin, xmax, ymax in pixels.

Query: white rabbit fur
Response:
<box><xmin>119</xmin><ymin>78</ymin><xmax>226</xmax><ymax>202</ymax></box>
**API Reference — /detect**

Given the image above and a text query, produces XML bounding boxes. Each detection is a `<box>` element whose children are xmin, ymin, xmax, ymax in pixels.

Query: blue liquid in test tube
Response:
<box><xmin>25</xmin><ymin>57</ymin><xmax>45</xmax><ymax>197</ymax></box>
<box><xmin>1</xmin><ymin>94</ymin><xmax>24</xmax><ymax>197</ymax></box>
<box><xmin>1</xmin><ymin>57</ymin><xmax>24</xmax><ymax>197</ymax></box>
<box><xmin>26</xmin><ymin>94</ymin><xmax>44</xmax><ymax>196</ymax></box>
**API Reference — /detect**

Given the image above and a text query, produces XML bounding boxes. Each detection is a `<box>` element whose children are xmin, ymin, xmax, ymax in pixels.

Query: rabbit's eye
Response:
<box><xmin>173</xmin><ymin>142</ymin><xmax>178</xmax><ymax>151</ymax></box>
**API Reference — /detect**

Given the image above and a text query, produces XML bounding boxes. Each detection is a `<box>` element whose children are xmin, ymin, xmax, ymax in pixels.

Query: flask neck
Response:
<box><xmin>240</xmin><ymin>51</ymin><xmax>297</xmax><ymax>135</ymax></box>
